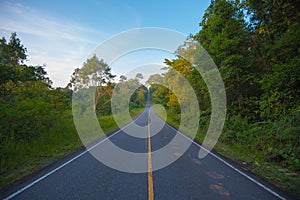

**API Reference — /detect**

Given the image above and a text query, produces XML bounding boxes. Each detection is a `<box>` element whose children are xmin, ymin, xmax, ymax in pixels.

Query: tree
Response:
<box><xmin>135</xmin><ymin>73</ymin><xmax>143</xmax><ymax>81</ymax></box>
<box><xmin>0</xmin><ymin>33</ymin><xmax>74</xmax><ymax>143</ymax></box>
<box><xmin>0</xmin><ymin>32</ymin><xmax>27</xmax><ymax>66</ymax></box>
<box><xmin>119</xmin><ymin>75</ymin><xmax>127</xmax><ymax>83</ymax></box>
<box><xmin>70</xmin><ymin>54</ymin><xmax>115</xmax><ymax>89</ymax></box>
<box><xmin>70</xmin><ymin>55</ymin><xmax>115</xmax><ymax>90</ymax></box>
<box><xmin>246</xmin><ymin>0</ymin><xmax>300</xmax><ymax>118</ymax></box>
<box><xmin>146</xmin><ymin>74</ymin><xmax>163</xmax><ymax>86</ymax></box>
<box><xmin>70</xmin><ymin>55</ymin><xmax>116</xmax><ymax>115</ymax></box>
<box><xmin>193</xmin><ymin>0</ymin><xmax>252</xmax><ymax>113</ymax></box>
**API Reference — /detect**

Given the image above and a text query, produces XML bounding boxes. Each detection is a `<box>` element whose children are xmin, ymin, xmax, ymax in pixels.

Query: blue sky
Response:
<box><xmin>0</xmin><ymin>0</ymin><xmax>211</xmax><ymax>87</ymax></box>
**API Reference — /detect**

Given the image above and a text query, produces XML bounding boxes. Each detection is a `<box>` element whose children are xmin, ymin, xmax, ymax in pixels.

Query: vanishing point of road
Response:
<box><xmin>2</xmin><ymin>97</ymin><xmax>287</xmax><ymax>200</ymax></box>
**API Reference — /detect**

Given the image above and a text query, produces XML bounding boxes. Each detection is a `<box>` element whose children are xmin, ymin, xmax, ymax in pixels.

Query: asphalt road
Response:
<box><xmin>3</xmin><ymin>99</ymin><xmax>287</xmax><ymax>200</ymax></box>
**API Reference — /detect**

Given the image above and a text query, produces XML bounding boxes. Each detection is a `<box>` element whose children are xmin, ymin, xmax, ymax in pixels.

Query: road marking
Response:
<box><xmin>164</xmin><ymin>122</ymin><xmax>286</xmax><ymax>200</ymax></box>
<box><xmin>5</xmin><ymin>108</ymin><xmax>286</xmax><ymax>200</ymax></box>
<box><xmin>4</xmin><ymin>111</ymin><xmax>146</xmax><ymax>200</ymax></box>
<box><xmin>147</xmin><ymin>111</ymin><xmax>154</xmax><ymax>200</ymax></box>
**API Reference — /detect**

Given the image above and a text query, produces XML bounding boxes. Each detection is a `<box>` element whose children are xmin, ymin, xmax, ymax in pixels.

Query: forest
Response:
<box><xmin>0</xmin><ymin>0</ymin><xmax>299</xmax><ymax>196</ymax></box>
<box><xmin>149</xmin><ymin>0</ymin><xmax>300</xmax><ymax>195</ymax></box>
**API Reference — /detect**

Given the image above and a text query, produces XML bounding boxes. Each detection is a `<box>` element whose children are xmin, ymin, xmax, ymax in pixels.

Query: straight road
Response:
<box><xmin>3</xmin><ymin>98</ymin><xmax>287</xmax><ymax>200</ymax></box>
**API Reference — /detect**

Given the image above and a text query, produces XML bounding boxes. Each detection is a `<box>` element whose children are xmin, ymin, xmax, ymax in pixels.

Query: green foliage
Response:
<box><xmin>149</xmin><ymin>83</ymin><xmax>169</xmax><ymax>106</ymax></box>
<box><xmin>193</xmin><ymin>0</ymin><xmax>252</xmax><ymax>114</ymax></box>
<box><xmin>70</xmin><ymin>54</ymin><xmax>116</xmax><ymax>90</ymax></box>
<box><xmin>0</xmin><ymin>33</ymin><xmax>147</xmax><ymax>187</ymax></box>
<box><xmin>0</xmin><ymin>33</ymin><xmax>78</xmax><ymax>186</ymax></box>
<box><xmin>245</xmin><ymin>0</ymin><xmax>300</xmax><ymax>120</ymax></box>
<box><xmin>70</xmin><ymin>55</ymin><xmax>118</xmax><ymax>116</ymax></box>
<box><xmin>0</xmin><ymin>82</ymin><xmax>71</xmax><ymax>142</ymax></box>
<box><xmin>221</xmin><ymin>111</ymin><xmax>300</xmax><ymax>171</ymax></box>
<box><xmin>148</xmin><ymin>0</ymin><xmax>300</xmax><ymax>195</ymax></box>
<box><xmin>130</xmin><ymin>85</ymin><xmax>147</xmax><ymax>108</ymax></box>
<box><xmin>0</xmin><ymin>32</ymin><xmax>27</xmax><ymax>66</ymax></box>
<box><xmin>116</xmin><ymin>73</ymin><xmax>148</xmax><ymax>112</ymax></box>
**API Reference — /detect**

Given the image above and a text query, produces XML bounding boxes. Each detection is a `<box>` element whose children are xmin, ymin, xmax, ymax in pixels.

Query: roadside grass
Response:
<box><xmin>0</xmin><ymin>107</ymin><xmax>144</xmax><ymax>188</ymax></box>
<box><xmin>153</xmin><ymin>107</ymin><xmax>300</xmax><ymax>197</ymax></box>
<box><xmin>99</xmin><ymin>108</ymin><xmax>144</xmax><ymax>133</ymax></box>
<box><xmin>0</xmin><ymin>118</ymin><xmax>80</xmax><ymax>188</ymax></box>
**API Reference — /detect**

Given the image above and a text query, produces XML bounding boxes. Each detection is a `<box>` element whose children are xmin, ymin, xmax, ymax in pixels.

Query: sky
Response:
<box><xmin>0</xmin><ymin>0</ymin><xmax>211</xmax><ymax>87</ymax></box>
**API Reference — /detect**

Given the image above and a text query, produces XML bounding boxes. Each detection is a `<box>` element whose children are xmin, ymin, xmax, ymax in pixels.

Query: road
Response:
<box><xmin>3</xmin><ymin>98</ymin><xmax>287</xmax><ymax>200</ymax></box>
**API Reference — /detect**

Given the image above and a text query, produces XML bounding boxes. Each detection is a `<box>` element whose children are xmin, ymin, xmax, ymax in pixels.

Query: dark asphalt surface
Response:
<box><xmin>2</xmin><ymin>98</ymin><xmax>287</xmax><ymax>200</ymax></box>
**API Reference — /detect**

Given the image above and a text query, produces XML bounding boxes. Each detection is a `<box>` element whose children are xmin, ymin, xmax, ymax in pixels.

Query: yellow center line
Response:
<box><xmin>148</xmin><ymin>111</ymin><xmax>154</xmax><ymax>200</ymax></box>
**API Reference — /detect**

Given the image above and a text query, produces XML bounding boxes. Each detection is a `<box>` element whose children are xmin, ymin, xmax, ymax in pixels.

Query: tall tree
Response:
<box><xmin>70</xmin><ymin>55</ymin><xmax>116</xmax><ymax>115</ymax></box>
<box><xmin>70</xmin><ymin>55</ymin><xmax>115</xmax><ymax>91</ymax></box>
<box><xmin>0</xmin><ymin>32</ymin><xmax>27</xmax><ymax>66</ymax></box>
<box><xmin>193</xmin><ymin>0</ymin><xmax>251</xmax><ymax>113</ymax></box>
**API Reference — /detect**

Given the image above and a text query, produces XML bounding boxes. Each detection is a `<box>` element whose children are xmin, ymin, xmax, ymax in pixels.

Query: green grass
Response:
<box><xmin>0</xmin><ymin>107</ymin><xmax>144</xmax><ymax>188</ymax></box>
<box><xmin>0</xmin><ymin>117</ymin><xmax>81</xmax><ymax>187</ymax></box>
<box><xmin>98</xmin><ymin>108</ymin><xmax>144</xmax><ymax>133</ymax></box>
<box><xmin>153</xmin><ymin>107</ymin><xmax>300</xmax><ymax>197</ymax></box>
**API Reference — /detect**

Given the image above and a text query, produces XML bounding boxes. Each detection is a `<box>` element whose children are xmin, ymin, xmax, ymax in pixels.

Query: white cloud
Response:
<box><xmin>0</xmin><ymin>1</ymin><xmax>108</xmax><ymax>87</ymax></box>
<box><xmin>0</xmin><ymin>1</ymin><xmax>178</xmax><ymax>87</ymax></box>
